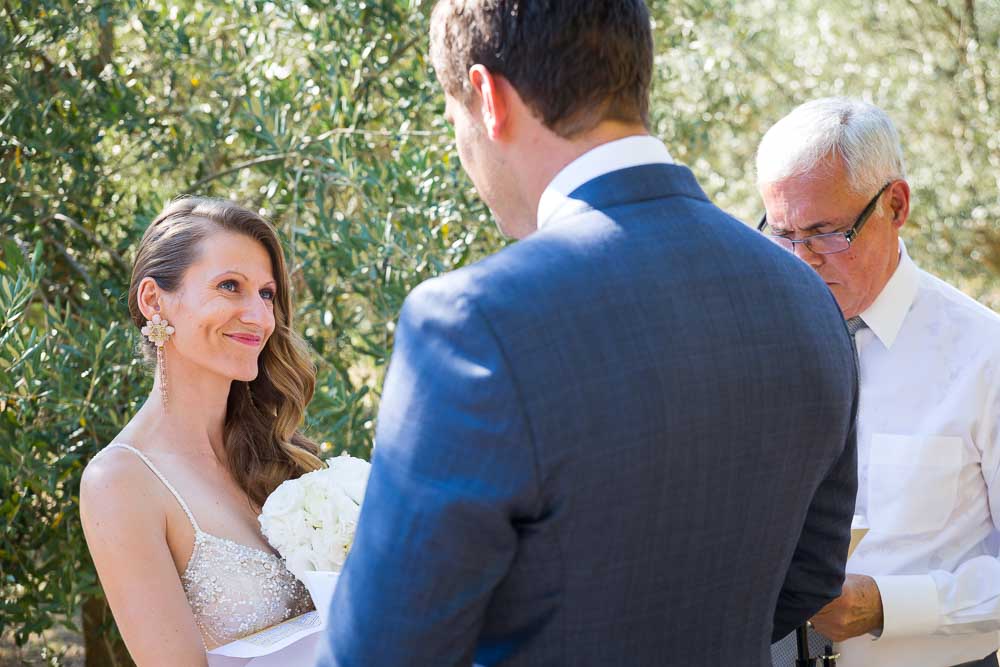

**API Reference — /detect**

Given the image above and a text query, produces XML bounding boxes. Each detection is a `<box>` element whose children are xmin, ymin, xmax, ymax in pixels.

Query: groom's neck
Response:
<box><xmin>509</xmin><ymin>119</ymin><xmax>650</xmax><ymax>239</ymax></box>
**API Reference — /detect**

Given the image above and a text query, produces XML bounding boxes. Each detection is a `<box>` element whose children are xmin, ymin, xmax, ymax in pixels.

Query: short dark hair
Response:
<box><xmin>430</xmin><ymin>0</ymin><xmax>653</xmax><ymax>138</ymax></box>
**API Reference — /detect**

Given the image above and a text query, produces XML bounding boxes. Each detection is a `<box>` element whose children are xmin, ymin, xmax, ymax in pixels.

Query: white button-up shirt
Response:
<box><xmin>837</xmin><ymin>241</ymin><xmax>1000</xmax><ymax>667</ymax></box>
<box><xmin>536</xmin><ymin>135</ymin><xmax>673</xmax><ymax>229</ymax></box>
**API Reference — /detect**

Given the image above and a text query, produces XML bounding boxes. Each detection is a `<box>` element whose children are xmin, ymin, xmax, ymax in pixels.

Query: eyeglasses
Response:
<box><xmin>757</xmin><ymin>181</ymin><xmax>893</xmax><ymax>255</ymax></box>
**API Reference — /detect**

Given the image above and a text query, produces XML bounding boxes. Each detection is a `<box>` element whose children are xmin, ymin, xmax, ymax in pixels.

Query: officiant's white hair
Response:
<box><xmin>756</xmin><ymin>97</ymin><xmax>906</xmax><ymax>195</ymax></box>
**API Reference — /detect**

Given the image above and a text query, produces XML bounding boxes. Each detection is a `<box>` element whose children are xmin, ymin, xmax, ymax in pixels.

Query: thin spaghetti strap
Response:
<box><xmin>100</xmin><ymin>443</ymin><xmax>202</xmax><ymax>532</ymax></box>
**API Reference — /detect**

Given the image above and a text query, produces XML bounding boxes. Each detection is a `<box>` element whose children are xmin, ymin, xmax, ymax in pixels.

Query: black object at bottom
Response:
<box><xmin>794</xmin><ymin>624</ymin><xmax>840</xmax><ymax>667</ymax></box>
<box><xmin>953</xmin><ymin>652</ymin><xmax>1000</xmax><ymax>667</ymax></box>
<box><xmin>795</xmin><ymin>625</ymin><xmax>814</xmax><ymax>667</ymax></box>
<box><xmin>773</xmin><ymin>624</ymin><xmax>830</xmax><ymax>665</ymax></box>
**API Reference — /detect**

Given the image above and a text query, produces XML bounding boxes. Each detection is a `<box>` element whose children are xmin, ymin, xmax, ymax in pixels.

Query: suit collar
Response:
<box><xmin>537</xmin><ymin>136</ymin><xmax>675</xmax><ymax>229</ymax></box>
<box><xmin>540</xmin><ymin>162</ymin><xmax>710</xmax><ymax>229</ymax></box>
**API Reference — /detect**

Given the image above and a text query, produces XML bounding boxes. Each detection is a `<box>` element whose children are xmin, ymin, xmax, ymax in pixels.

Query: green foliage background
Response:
<box><xmin>1</xmin><ymin>0</ymin><xmax>997</xmax><ymax>662</ymax></box>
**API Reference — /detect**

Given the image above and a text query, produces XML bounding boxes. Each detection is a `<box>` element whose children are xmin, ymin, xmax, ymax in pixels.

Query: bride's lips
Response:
<box><xmin>225</xmin><ymin>333</ymin><xmax>263</xmax><ymax>347</ymax></box>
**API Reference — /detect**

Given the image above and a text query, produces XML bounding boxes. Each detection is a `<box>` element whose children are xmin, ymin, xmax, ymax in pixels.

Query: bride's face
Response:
<box><xmin>163</xmin><ymin>230</ymin><xmax>277</xmax><ymax>383</ymax></box>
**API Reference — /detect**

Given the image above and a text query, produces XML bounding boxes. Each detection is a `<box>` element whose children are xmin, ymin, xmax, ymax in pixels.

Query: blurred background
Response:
<box><xmin>1</xmin><ymin>0</ymin><xmax>997</xmax><ymax>664</ymax></box>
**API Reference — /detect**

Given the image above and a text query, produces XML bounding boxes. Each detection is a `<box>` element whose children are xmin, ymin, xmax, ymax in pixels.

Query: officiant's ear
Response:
<box><xmin>886</xmin><ymin>179</ymin><xmax>910</xmax><ymax>229</ymax></box>
<box><xmin>468</xmin><ymin>65</ymin><xmax>508</xmax><ymax>140</ymax></box>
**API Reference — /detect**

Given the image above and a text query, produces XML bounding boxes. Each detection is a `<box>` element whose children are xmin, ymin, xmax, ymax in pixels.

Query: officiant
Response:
<box><xmin>756</xmin><ymin>97</ymin><xmax>1000</xmax><ymax>667</ymax></box>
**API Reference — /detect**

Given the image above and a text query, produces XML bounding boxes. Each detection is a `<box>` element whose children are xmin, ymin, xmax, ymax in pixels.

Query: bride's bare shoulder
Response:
<box><xmin>80</xmin><ymin>443</ymin><xmax>163</xmax><ymax>527</ymax></box>
<box><xmin>83</xmin><ymin>444</ymin><xmax>143</xmax><ymax>486</ymax></box>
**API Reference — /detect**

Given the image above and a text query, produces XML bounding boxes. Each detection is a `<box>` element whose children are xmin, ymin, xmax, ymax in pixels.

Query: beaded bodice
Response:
<box><xmin>100</xmin><ymin>443</ymin><xmax>314</xmax><ymax>649</ymax></box>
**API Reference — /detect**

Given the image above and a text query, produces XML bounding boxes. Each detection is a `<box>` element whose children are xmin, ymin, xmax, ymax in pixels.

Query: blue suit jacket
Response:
<box><xmin>315</xmin><ymin>164</ymin><xmax>858</xmax><ymax>667</ymax></box>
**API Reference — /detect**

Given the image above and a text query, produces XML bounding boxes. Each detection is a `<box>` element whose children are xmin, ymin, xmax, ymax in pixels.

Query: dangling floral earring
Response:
<box><xmin>141</xmin><ymin>306</ymin><xmax>175</xmax><ymax>410</ymax></box>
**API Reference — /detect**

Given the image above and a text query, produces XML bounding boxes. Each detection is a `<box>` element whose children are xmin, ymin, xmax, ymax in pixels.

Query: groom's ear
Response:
<box><xmin>468</xmin><ymin>65</ymin><xmax>508</xmax><ymax>141</ymax></box>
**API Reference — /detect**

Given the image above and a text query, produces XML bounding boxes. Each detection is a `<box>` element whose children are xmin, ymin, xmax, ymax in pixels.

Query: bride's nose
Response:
<box><xmin>239</xmin><ymin>293</ymin><xmax>273</xmax><ymax>328</ymax></box>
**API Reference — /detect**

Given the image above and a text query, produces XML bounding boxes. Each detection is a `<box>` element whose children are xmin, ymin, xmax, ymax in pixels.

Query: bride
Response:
<box><xmin>80</xmin><ymin>197</ymin><xmax>323</xmax><ymax>664</ymax></box>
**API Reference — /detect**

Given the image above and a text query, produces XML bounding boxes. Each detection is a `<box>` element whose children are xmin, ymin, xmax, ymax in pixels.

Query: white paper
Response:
<box><xmin>300</xmin><ymin>570</ymin><xmax>340</xmax><ymax>626</ymax></box>
<box><xmin>207</xmin><ymin>611</ymin><xmax>323</xmax><ymax>665</ymax></box>
<box><xmin>244</xmin><ymin>634</ymin><xmax>320</xmax><ymax>666</ymax></box>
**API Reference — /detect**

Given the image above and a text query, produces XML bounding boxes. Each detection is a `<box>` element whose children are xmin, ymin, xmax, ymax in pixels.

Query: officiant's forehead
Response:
<box><xmin>760</xmin><ymin>162</ymin><xmax>859</xmax><ymax>232</ymax></box>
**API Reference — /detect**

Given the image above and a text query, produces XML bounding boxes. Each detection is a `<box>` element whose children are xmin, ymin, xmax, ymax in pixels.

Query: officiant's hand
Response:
<box><xmin>809</xmin><ymin>574</ymin><xmax>884</xmax><ymax>641</ymax></box>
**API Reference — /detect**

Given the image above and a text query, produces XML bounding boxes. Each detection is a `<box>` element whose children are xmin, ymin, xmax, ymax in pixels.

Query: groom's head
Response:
<box><xmin>430</xmin><ymin>0</ymin><xmax>654</xmax><ymax>238</ymax></box>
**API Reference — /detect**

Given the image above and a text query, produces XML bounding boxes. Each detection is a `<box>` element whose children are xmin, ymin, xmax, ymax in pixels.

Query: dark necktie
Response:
<box><xmin>845</xmin><ymin>316</ymin><xmax>867</xmax><ymax>338</ymax></box>
<box><xmin>846</xmin><ymin>315</ymin><xmax>866</xmax><ymax>384</ymax></box>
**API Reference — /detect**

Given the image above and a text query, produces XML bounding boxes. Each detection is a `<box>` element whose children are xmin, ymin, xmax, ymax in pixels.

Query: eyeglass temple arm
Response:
<box><xmin>848</xmin><ymin>181</ymin><xmax>894</xmax><ymax>242</ymax></box>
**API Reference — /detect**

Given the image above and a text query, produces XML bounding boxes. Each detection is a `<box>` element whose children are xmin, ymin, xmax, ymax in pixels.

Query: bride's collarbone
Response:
<box><xmin>142</xmin><ymin>457</ymin><xmax>274</xmax><ymax>566</ymax></box>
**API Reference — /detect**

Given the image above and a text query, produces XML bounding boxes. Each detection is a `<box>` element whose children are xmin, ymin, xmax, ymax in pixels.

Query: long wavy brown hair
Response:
<box><xmin>128</xmin><ymin>197</ymin><xmax>324</xmax><ymax>507</ymax></box>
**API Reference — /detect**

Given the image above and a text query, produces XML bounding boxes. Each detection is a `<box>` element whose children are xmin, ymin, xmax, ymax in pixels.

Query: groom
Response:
<box><xmin>316</xmin><ymin>1</ymin><xmax>858</xmax><ymax>665</ymax></box>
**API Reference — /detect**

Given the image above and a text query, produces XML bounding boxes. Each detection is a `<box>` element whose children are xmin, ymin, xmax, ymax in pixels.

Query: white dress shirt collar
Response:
<box><xmin>858</xmin><ymin>239</ymin><xmax>919</xmax><ymax>350</ymax></box>
<box><xmin>536</xmin><ymin>135</ymin><xmax>673</xmax><ymax>229</ymax></box>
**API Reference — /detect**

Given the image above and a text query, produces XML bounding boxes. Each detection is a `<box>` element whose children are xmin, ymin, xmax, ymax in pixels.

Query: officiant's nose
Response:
<box><xmin>792</xmin><ymin>239</ymin><xmax>825</xmax><ymax>268</ymax></box>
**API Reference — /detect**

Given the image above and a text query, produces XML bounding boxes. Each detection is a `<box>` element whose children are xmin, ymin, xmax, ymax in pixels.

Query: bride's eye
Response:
<box><xmin>218</xmin><ymin>279</ymin><xmax>238</xmax><ymax>292</ymax></box>
<box><xmin>260</xmin><ymin>288</ymin><xmax>275</xmax><ymax>301</ymax></box>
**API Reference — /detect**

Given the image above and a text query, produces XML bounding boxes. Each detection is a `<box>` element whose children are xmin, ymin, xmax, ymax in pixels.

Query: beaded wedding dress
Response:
<box><xmin>98</xmin><ymin>443</ymin><xmax>314</xmax><ymax>649</ymax></box>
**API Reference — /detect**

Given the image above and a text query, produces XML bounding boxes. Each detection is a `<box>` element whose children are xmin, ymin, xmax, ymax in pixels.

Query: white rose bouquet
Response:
<box><xmin>258</xmin><ymin>453</ymin><xmax>371</xmax><ymax>624</ymax></box>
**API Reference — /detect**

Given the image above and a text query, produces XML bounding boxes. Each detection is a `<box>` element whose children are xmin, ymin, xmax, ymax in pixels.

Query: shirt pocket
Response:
<box><xmin>867</xmin><ymin>434</ymin><xmax>963</xmax><ymax>536</ymax></box>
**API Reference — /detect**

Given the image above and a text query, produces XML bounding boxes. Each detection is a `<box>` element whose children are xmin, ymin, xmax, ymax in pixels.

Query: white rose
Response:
<box><xmin>259</xmin><ymin>514</ymin><xmax>304</xmax><ymax>554</ymax></box>
<box><xmin>309</xmin><ymin>537</ymin><xmax>348</xmax><ymax>571</ymax></box>
<box><xmin>307</xmin><ymin>487</ymin><xmax>359</xmax><ymax>571</ymax></box>
<box><xmin>323</xmin><ymin>454</ymin><xmax>371</xmax><ymax>505</ymax></box>
<box><xmin>261</xmin><ymin>477</ymin><xmax>306</xmax><ymax>518</ymax></box>
<box><xmin>258</xmin><ymin>453</ymin><xmax>371</xmax><ymax>574</ymax></box>
<box><xmin>330</xmin><ymin>486</ymin><xmax>361</xmax><ymax>527</ymax></box>
<box><xmin>284</xmin><ymin>549</ymin><xmax>318</xmax><ymax>582</ymax></box>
